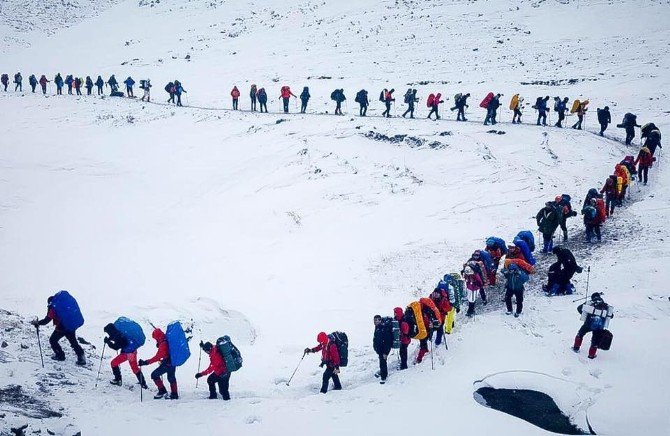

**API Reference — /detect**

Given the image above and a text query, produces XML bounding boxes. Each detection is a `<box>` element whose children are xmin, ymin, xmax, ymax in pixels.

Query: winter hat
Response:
<box><xmin>464</xmin><ymin>265</ymin><xmax>474</xmax><ymax>275</ymax></box>
<box><xmin>103</xmin><ymin>323</ymin><xmax>115</xmax><ymax>334</ymax></box>
<box><xmin>201</xmin><ymin>341</ymin><xmax>213</xmax><ymax>352</ymax></box>
<box><xmin>317</xmin><ymin>332</ymin><xmax>328</xmax><ymax>344</ymax></box>
<box><xmin>393</xmin><ymin>307</ymin><xmax>404</xmax><ymax>319</ymax></box>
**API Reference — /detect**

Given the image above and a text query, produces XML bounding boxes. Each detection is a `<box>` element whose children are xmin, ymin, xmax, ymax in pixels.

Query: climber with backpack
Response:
<box><xmin>402</xmin><ymin>88</ymin><xmax>418</xmax><ymax>118</ymax></box>
<box><xmin>85</xmin><ymin>76</ymin><xmax>93</xmax><ymax>95</ymax></box>
<box><xmin>372</xmin><ymin>315</ymin><xmax>394</xmax><ymax>384</ymax></box>
<box><xmin>74</xmin><ymin>77</ymin><xmax>82</xmax><ymax>96</ymax></box>
<box><xmin>331</xmin><ymin>89</ymin><xmax>346</xmax><ymax>115</ymax></box>
<box><xmin>195</xmin><ymin>340</ymin><xmax>231</xmax><ymax>400</ymax></box>
<box><xmin>597</xmin><ymin>106</ymin><xmax>611</xmax><ymax>136</ymax></box>
<box><xmin>124</xmin><ymin>77</ymin><xmax>135</xmax><ymax>97</ymax></box>
<box><xmin>174</xmin><ymin>80</ymin><xmax>186</xmax><ymax>107</ymax></box>
<box><xmin>65</xmin><ymin>75</ymin><xmax>74</xmax><ymax>95</ymax></box>
<box><xmin>355</xmin><ymin>89</ymin><xmax>369</xmax><ymax>116</ymax></box>
<box><xmin>426</xmin><ymin>93</ymin><xmax>444</xmax><ymax>120</ymax></box>
<box><xmin>599</xmin><ymin>175</ymin><xmax>619</xmax><ymax>216</ymax></box>
<box><xmin>617</xmin><ymin>113</ymin><xmax>640</xmax><ymax>145</ymax></box>
<box><xmin>140</xmin><ymin>79</ymin><xmax>152</xmax><ymax>102</ymax></box>
<box><xmin>39</xmin><ymin>75</ymin><xmax>49</xmax><ymax>94</ymax></box>
<box><xmin>300</xmin><ymin>86</ymin><xmax>310</xmax><ymax>113</ymax></box>
<box><xmin>28</xmin><ymin>74</ymin><xmax>37</xmax><ymax>93</ymax></box>
<box><xmin>634</xmin><ymin>146</ymin><xmax>654</xmax><ymax>185</ymax></box>
<box><xmin>14</xmin><ymin>72</ymin><xmax>22</xmax><ymax>92</ymax></box>
<box><xmin>381</xmin><ymin>88</ymin><xmax>395</xmax><ymax>117</ymax></box>
<box><xmin>502</xmin><ymin>264</ymin><xmax>529</xmax><ymax>317</ymax></box>
<box><xmin>250</xmin><ymin>84</ymin><xmax>258</xmax><ymax>111</ymax></box>
<box><xmin>536</xmin><ymin>201</ymin><xmax>561</xmax><ymax>253</ymax></box>
<box><xmin>534</xmin><ymin>96</ymin><xmax>550</xmax><ymax>126</ymax></box>
<box><xmin>393</xmin><ymin>307</ymin><xmax>410</xmax><ymax>370</ymax></box>
<box><xmin>429</xmin><ymin>288</ymin><xmax>452</xmax><ymax>345</ymax></box>
<box><xmin>641</xmin><ymin>123</ymin><xmax>662</xmax><ymax>156</ymax></box>
<box><xmin>107</xmin><ymin>75</ymin><xmax>118</xmax><ymax>93</ymax></box>
<box><xmin>573</xmin><ymin>292</ymin><xmax>614</xmax><ymax>359</ymax></box>
<box><xmin>54</xmin><ymin>74</ymin><xmax>64</xmax><ymax>95</ymax></box>
<box><xmin>552</xmin><ymin>246</ymin><xmax>583</xmax><ymax>285</ymax></box>
<box><xmin>510</xmin><ymin>94</ymin><xmax>524</xmax><ymax>124</ymax></box>
<box><xmin>95</xmin><ymin>76</ymin><xmax>104</xmax><ymax>95</ymax></box>
<box><xmin>165</xmin><ymin>82</ymin><xmax>175</xmax><ymax>103</ymax></box>
<box><xmin>555</xmin><ymin>194</ymin><xmax>577</xmax><ymax>241</ymax></box>
<box><xmin>1</xmin><ymin>73</ymin><xmax>8</xmax><ymax>91</ymax></box>
<box><xmin>30</xmin><ymin>291</ymin><xmax>86</xmax><ymax>366</ymax></box>
<box><xmin>582</xmin><ymin>198</ymin><xmax>602</xmax><ymax>243</ymax></box>
<box><xmin>305</xmin><ymin>331</ymin><xmax>344</xmax><ymax>393</ymax></box>
<box><xmin>484</xmin><ymin>93</ymin><xmax>501</xmax><ymax>125</ymax></box>
<box><xmin>257</xmin><ymin>87</ymin><xmax>268</xmax><ymax>113</ymax></box>
<box><xmin>231</xmin><ymin>86</ymin><xmax>241</xmax><ymax>110</ymax></box>
<box><xmin>279</xmin><ymin>85</ymin><xmax>296</xmax><ymax>113</ymax></box>
<box><xmin>452</xmin><ymin>92</ymin><xmax>470</xmax><ymax>121</ymax></box>
<box><xmin>139</xmin><ymin>323</ymin><xmax>190</xmax><ymax>400</ymax></box>
<box><xmin>463</xmin><ymin>265</ymin><xmax>485</xmax><ymax>317</ymax></box>
<box><xmin>554</xmin><ymin>97</ymin><xmax>569</xmax><ymax>128</ymax></box>
<box><xmin>103</xmin><ymin>319</ymin><xmax>148</xmax><ymax>389</ymax></box>
<box><xmin>572</xmin><ymin>100</ymin><xmax>587</xmax><ymax>130</ymax></box>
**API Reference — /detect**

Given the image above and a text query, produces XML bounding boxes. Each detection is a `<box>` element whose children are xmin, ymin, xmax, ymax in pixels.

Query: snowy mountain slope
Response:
<box><xmin>1</xmin><ymin>0</ymin><xmax>669</xmax><ymax>435</ymax></box>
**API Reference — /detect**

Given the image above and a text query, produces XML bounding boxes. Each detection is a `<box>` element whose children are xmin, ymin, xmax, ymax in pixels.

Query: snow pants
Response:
<box><xmin>50</xmin><ymin>329</ymin><xmax>84</xmax><ymax>359</ymax></box>
<box><xmin>505</xmin><ymin>288</ymin><xmax>524</xmax><ymax>314</ymax></box>
<box><xmin>111</xmin><ymin>350</ymin><xmax>140</xmax><ymax>374</ymax></box>
<box><xmin>321</xmin><ymin>366</ymin><xmax>341</xmax><ymax>393</ymax></box>
<box><xmin>638</xmin><ymin>166</ymin><xmax>649</xmax><ymax>184</ymax></box>
<box><xmin>208</xmin><ymin>372</ymin><xmax>230</xmax><ymax>400</ymax></box>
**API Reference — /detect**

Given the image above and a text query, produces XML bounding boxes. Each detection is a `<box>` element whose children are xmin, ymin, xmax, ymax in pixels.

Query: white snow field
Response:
<box><xmin>1</xmin><ymin>0</ymin><xmax>669</xmax><ymax>434</ymax></box>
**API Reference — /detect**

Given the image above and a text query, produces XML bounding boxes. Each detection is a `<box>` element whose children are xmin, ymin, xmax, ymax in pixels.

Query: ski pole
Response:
<box><xmin>286</xmin><ymin>352</ymin><xmax>306</xmax><ymax>386</ymax></box>
<box><xmin>35</xmin><ymin>322</ymin><xmax>44</xmax><ymax>368</ymax></box>
<box><xmin>196</xmin><ymin>341</ymin><xmax>203</xmax><ymax>388</ymax></box>
<box><xmin>95</xmin><ymin>342</ymin><xmax>106</xmax><ymax>387</ymax></box>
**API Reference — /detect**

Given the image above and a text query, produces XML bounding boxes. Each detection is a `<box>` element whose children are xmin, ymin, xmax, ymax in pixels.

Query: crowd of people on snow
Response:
<box><xmin>1</xmin><ymin>71</ymin><xmax>663</xmax><ymax>148</ymax></box>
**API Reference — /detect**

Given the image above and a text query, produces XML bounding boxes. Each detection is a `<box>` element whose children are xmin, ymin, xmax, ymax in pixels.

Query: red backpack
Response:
<box><xmin>595</xmin><ymin>198</ymin><xmax>607</xmax><ymax>224</ymax></box>
<box><xmin>426</xmin><ymin>94</ymin><xmax>435</xmax><ymax>107</ymax></box>
<box><xmin>480</xmin><ymin>92</ymin><xmax>494</xmax><ymax>108</ymax></box>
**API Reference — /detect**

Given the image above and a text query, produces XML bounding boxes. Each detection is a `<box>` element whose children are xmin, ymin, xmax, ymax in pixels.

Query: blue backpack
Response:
<box><xmin>113</xmin><ymin>317</ymin><xmax>145</xmax><ymax>353</ymax></box>
<box><xmin>50</xmin><ymin>291</ymin><xmax>84</xmax><ymax>333</ymax></box>
<box><xmin>485</xmin><ymin>237</ymin><xmax>508</xmax><ymax>255</ymax></box>
<box><xmin>478</xmin><ymin>250</ymin><xmax>495</xmax><ymax>272</ymax></box>
<box><xmin>165</xmin><ymin>321</ymin><xmax>191</xmax><ymax>367</ymax></box>
<box><xmin>513</xmin><ymin>237</ymin><xmax>537</xmax><ymax>266</ymax></box>
<box><xmin>515</xmin><ymin>231</ymin><xmax>536</xmax><ymax>252</ymax></box>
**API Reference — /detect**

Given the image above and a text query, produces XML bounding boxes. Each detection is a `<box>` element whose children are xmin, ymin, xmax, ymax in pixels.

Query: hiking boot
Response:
<box><xmin>111</xmin><ymin>367</ymin><xmax>122</xmax><ymax>385</ymax></box>
<box><xmin>380</xmin><ymin>380</ymin><xmax>386</xmax><ymax>385</ymax></box>
<box><xmin>136</xmin><ymin>372</ymin><xmax>148</xmax><ymax>389</ymax></box>
<box><xmin>110</xmin><ymin>379</ymin><xmax>122</xmax><ymax>386</ymax></box>
<box><xmin>572</xmin><ymin>336</ymin><xmax>582</xmax><ymax>352</ymax></box>
<box><xmin>51</xmin><ymin>354</ymin><xmax>66</xmax><ymax>361</ymax></box>
<box><xmin>76</xmin><ymin>355</ymin><xmax>87</xmax><ymax>366</ymax></box>
<box><xmin>154</xmin><ymin>389</ymin><xmax>168</xmax><ymax>400</ymax></box>
<box><xmin>514</xmin><ymin>312</ymin><xmax>521</xmax><ymax>318</ymax></box>
<box><xmin>170</xmin><ymin>392</ymin><xmax>179</xmax><ymax>400</ymax></box>
<box><xmin>506</xmin><ymin>311</ymin><xmax>512</xmax><ymax>315</ymax></box>
<box><xmin>208</xmin><ymin>393</ymin><xmax>218</xmax><ymax>399</ymax></box>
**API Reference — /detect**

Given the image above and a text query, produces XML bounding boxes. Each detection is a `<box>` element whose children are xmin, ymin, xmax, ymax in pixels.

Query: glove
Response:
<box><xmin>103</xmin><ymin>337</ymin><xmax>110</xmax><ymax>344</ymax></box>
<box><xmin>456</xmin><ymin>307</ymin><xmax>461</xmax><ymax>314</ymax></box>
<box><xmin>195</xmin><ymin>373</ymin><xmax>202</xmax><ymax>379</ymax></box>
<box><xmin>30</xmin><ymin>320</ymin><xmax>39</xmax><ymax>327</ymax></box>
<box><xmin>303</xmin><ymin>348</ymin><xmax>311</xmax><ymax>354</ymax></box>
<box><xmin>576</xmin><ymin>266</ymin><xmax>583</xmax><ymax>274</ymax></box>
<box><xmin>138</xmin><ymin>359</ymin><xmax>147</xmax><ymax>367</ymax></box>
<box><xmin>319</xmin><ymin>361</ymin><xmax>325</xmax><ymax>368</ymax></box>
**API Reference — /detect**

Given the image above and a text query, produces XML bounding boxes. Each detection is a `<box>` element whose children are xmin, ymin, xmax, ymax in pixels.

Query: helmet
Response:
<box><xmin>317</xmin><ymin>332</ymin><xmax>328</xmax><ymax>344</ymax></box>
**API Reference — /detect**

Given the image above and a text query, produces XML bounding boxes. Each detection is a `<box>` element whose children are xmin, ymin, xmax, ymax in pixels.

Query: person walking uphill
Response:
<box><xmin>535</xmin><ymin>96</ymin><xmax>550</xmax><ymax>126</ymax></box>
<box><xmin>618</xmin><ymin>113</ymin><xmax>640</xmax><ymax>145</ymax></box>
<box><xmin>573</xmin><ymin>292</ymin><xmax>614</xmax><ymax>359</ymax></box>
<box><xmin>453</xmin><ymin>92</ymin><xmax>470</xmax><ymax>121</ymax></box>
<box><xmin>463</xmin><ymin>265</ymin><xmax>485</xmax><ymax>317</ymax></box>
<box><xmin>634</xmin><ymin>146</ymin><xmax>654</xmax><ymax>186</ymax></box>
<box><xmin>279</xmin><ymin>85</ymin><xmax>296</xmax><ymax>113</ymax></box>
<box><xmin>572</xmin><ymin>100</ymin><xmax>587</xmax><ymax>130</ymax></box>
<box><xmin>427</xmin><ymin>93</ymin><xmax>444</xmax><ymax>120</ymax></box>
<box><xmin>139</xmin><ymin>328</ymin><xmax>179</xmax><ymax>399</ymax></box>
<box><xmin>174</xmin><ymin>80</ymin><xmax>186</xmax><ymax>107</ymax></box>
<box><xmin>139</xmin><ymin>79</ymin><xmax>151</xmax><ymax>102</ymax></box>
<box><xmin>95</xmin><ymin>76</ymin><xmax>104</xmax><ymax>95</ymax></box>
<box><xmin>503</xmin><ymin>264</ymin><xmax>529</xmax><ymax>317</ymax></box>
<box><xmin>124</xmin><ymin>77</ymin><xmax>135</xmax><ymax>97</ymax></box>
<box><xmin>597</xmin><ymin>106</ymin><xmax>611</xmax><ymax>136</ymax></box>
<box><xmin>536</xmin><ymin>201</ymin><xmax>561</xmax><ymax>253</ymax></box>
<box><xmin>29</xmin><ymin>74</ymin><xmax>37</xmax><ymax>93</ymax></box>
<box><xmin>394</xmin><ymin>307</ymin><xmax>410</xmax><ymax>370</ymax></box>
<box><xmin>484</xmin><ymin>93</ymin><xmax>501</xmax><ymax>125</ymax></box>
<box><xmin>85</xmin><ymin>76</ymin><xmax>93</xmax><ymax>95</ymax></box>
<box><xmin>402</xmin><ymin>88</ymin><xmax>418</xmax><ymax>118</ymax></box>
<box><xmin>1</xmin><ymin>74</ymin><xmax>8</xmax><ymax>91</ymax></box>
<box><xmin>381</xmin><ymin>88</ymin><xmax>395</xmax><ymax>118</ymax></box>
<box><xmin>300</xmin><ymin>86</ymin><xmax>310</xmax><ymax>113</ymax></box>
<box><xmin>582</xmin><ymin>198</ymin><xmax>602</xmax><ymax>243</ymax></box>
<box><xmin>355</xmin><ymin>89</ymin><xmax>369</xmax><ymax>116</ymax></box>
<box><xmin>195</xmin><ymin>341</ymin><xmax>230</xmax><ymax>400</ymax></box>
<box><xmin>14</xmin><ymin>72</ymin><xmax>23</xmax><ymax>92</ymax></box>
<box><xmin>30</xmin><ymin>291</ymin><xmax>86</xmax><ymax>366</ymax></box>
<box><xmin>305</xmin><ymin>332</ymin><xmax>342</xmax><ymax>394</ymax></box>
<box><xmin>257</xmin><ymin>87</ymin><xmax>268</xmax><ymax>113</ymax></box>
<box><xmin>331</xmin><ymin>89</ymin><xmax>346</xmax><ymax>115</ymax></box>
<box><xmin>103</xmin><ymin>321</ymin><xmax>148</xmax><ymax>389</ymax></box>
<box><xmin>39</xmin><ymin>75</ymin><xmax>49</xmax><ymax>94</ymax></box>
<box><xmin>231</xmin><ymin>86</ymin><xmax>240</xmax><ymax>110</ymax></box>
<box><xmin>554</xmin><ymin>97</ymin><xmax>569</xmax><ymax>128</ymax></box>
<box><xmin>249</xmin><ymin>84</ymin><xmax>257</xmax><ymax>111</ymax></box>
<box><xmin>372</xmin><ymin>315</ymin><xmax>393</xmax><ymax>384</ymax></box>
<box><xmin>54</xmin><ymin>74</ymin><xmax>64</xmax><ymax>95</ymax></box>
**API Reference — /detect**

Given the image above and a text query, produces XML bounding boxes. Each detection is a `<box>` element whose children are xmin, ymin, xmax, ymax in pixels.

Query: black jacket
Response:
<box><xmin>553</xmin><ymin>247</ymin><xmax>581</xmax><ymax>276</ymax></box>
<box><xmin>373</xmin><ymin>323</ymin><xmax>393</xmax><ymax>355</ymax></box>
<box><xmin>103</xmin><ymin>323</ymin><xmax>128</xmax><ymax>351</ymax></box>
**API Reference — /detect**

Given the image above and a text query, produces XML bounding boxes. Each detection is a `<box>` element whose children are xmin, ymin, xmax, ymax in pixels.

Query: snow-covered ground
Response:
<box><xmin>1</xmin><ymin>0</ymin><xmax>669</xmax><ymax>435</ymax></box>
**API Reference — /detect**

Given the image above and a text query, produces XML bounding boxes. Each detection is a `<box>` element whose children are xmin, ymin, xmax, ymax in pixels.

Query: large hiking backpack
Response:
<box><xmin>164</xmin><ymin>83</ymin><xmax>173</xmax><ymax>93</ymax></box>
<box><xmin>480</xmin><ymin>92</ymin><xmax>494</xmax><ymax>108</ymax></box>
<box><xmin>453</xmin><ymin>93</ymin><xmax>462</xmax><ymax>106</ymax></box>
<box><xmin>513</xmin><ymin>236</ymin><xmax>536</xmax><ymax>266</ymax></box>
<box><xmin>354</xmin><ymin>91</ymin><xmax>361</xmax><ymax>103</ymax></box>
<box><xmin>113</xmin><ymin>317</ymin><xmax>145</xmax><ymax>353</ymax></box>
<box><xmin>381</xmin><ymin>317</ymin><xmax>400</xmax><ymax>349</ymax></box>
<box><xmin>515</xmin><ymin>230</ymin><xmax>535</xmax><ymax>252</ymax></box>
<box><xmin>216</xmin><ymin>335</ymin><xmax>243</xmax><ymax>373</ymax></box>
<box><xmin>50</xmin><ymin>291</ymin><xmax>84</xmax><ymax>333</ymax></box>
<box><xmin>165</xmin><ymin>321</ymin><xmax>191</xmax><ymax>367</ymax></box>
<box><xmin>328</xmin><ymin>332</ymin><xmax>348</xmax><ymax>367</ymax></box>
<box><xmin>379</xmin><ymin>90</ymin><xmax>385</xmax><ymax>102</ymax></box>
<box><xmin>485</xmin><ymin>236</ymin><xmax>508</xmax><ymax>255</ymax></box>
<box><xmin>622</xmin><ymin>113</ymin><xmax>636</xmax><ymax>126</ymax></box>
<box><xmin>426</xmin><ymin>93</ymin><xmax>435</xmax><ymax>107</ymax></box>
<box><xmin>595</xmin><ymin>198</ymin><xmax>607</xmax><ymax>223</ymax></box>
<box><xmin>404</xmin><ymin>90</ymin><xmax>412</xmax><ymax>104</ymax></box>
<box><xmin>330</xmin><ymin>90</ymin><xmax>338</xmax><ymax>101</ymax></box>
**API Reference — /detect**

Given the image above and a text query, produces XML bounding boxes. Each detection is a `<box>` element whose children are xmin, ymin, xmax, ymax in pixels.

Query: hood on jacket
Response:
<box><xmin>394</xmin><ymin>307</ymin><xmax>404</xmax><ymax>320</ymax></box>
<box><xmin>152</xmin><ymin>328</ymin><xmax>165</xmax><ymax>342</ymax></box>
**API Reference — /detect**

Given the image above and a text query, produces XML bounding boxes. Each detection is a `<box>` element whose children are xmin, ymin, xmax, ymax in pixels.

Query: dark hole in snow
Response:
<box><xmin>474</xmin><ymin>387</ymin><xmax>592</xmax><ymax>435</ymax></box>
<box><xmin>0</xmin><ymin>385</ymin><xmax>62</xmax><ymax>419</ymax></box>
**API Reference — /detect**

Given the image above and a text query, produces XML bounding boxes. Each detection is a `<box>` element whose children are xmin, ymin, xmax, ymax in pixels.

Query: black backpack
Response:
<box><xmin>404</xmin><ymin>90</ymin><xmax>412</xmax><ymax>104</ymax></box>
<box><xmin>331</xmin><ymin>90</ymin><xmax>338</xmax><ymax>101</ymax></box>
<box><xmin>165</xmin><ymin>82</ymin><xmax>173</xmax><ymax>93</ymax></box>
<box><xmin>215</xmin><ymin>336</ymin><xmax>243</xmax><ymax>373</ymax></box>
<box><xmin>328</xmin><ymin>331</ymin><xmax>348</xmax><ymax>367</ymax></box>
<box><xmin>379</xmin><ymin>90</ymin><xmax>385</xmax><ymax>102</ymax></box>
<box><xmin>403</xmin><ymin>307</ymin><xmax>418</xmax><ymax>338</ymax></box>
<box><xmin>380</xmin><ymin>317</ymin><xmax>400</xmax><ymax>349</ymax></box>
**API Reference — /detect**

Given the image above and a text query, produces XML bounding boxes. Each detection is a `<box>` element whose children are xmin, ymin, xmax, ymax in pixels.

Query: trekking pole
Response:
<box><xmin>286</xmin><ymin>352</ymin><xmax>306</xmax><ymax>386</ymax></box>
<box><xmin>35</xmin><ymin>321</ymin><xmax>44</xmax><ymax>368</ymax></box>
<box><xmin>430</xmin><ymin>337</ymin><xmax>434</xmax><ymax>370</ymax></box>
<box><xmin>196</xmin><ymin>342</ymin><xmax>203</xmax><ymax>388</ymax></box>
<box><xmin>94</xmin><ymin>342</ymin><xmax>106</xmax><ymax>387</ymax></box>
<box><xmin>572</xmin><ymin>266</ymin><xmax>591</xmax><ymax>303</ymax></box>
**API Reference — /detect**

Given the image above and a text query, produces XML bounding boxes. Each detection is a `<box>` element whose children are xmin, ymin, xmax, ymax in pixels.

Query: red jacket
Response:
<box><xmin>486</xmin><ymin>246</ymin><xmax>503</xmax><ymax>261</ymax></box>
<box><xmin>635</xmin><ymin>148</ymin><xmax>654</xmax><ymax>168</ymax></box>
<box><xmin>199</xmin><ymin>348</ymin><xmax>227</xmax><ymax>376</ymax></box>
<box><xmin>600</xmin><ymin>178</ymin><xmax>617</xmax><ymax>196</ymax></box>
<box><xmin>394</xmin><ymin>307</ymin><xmax>411</xmax><ymax>345</ymax></box>
<box><xmin>311</xmin><ymin>341</ymin><xmax>340</xmax><ymax>367</ymax></box>
<box><xmin>280</xmin><ymin>86</ymin><xmax>296</xmax><ymax>98</ymax></box>
<box><xmin>231</xmin><ymin>87</ymin><xmax>240</xmax><ymax>98</ymax></box>
<box><xmin>430</xmin><ymin>291</ymin><xmax>453</xmax><ymax>316</ymax></box>
<box><xmin>144</xmin><ymin>329</ymin><xmax>169</xmax><ymax>365</ymax></box>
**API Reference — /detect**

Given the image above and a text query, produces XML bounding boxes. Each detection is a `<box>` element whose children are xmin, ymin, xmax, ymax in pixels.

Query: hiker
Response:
<box><xmin>437</xmin><ymin>274</ymin><xmax>462</xmax><ymax>332</ymax></box>
<box><xmin>107</xmin><ymin>75</ymin><xmax>118</xmax><ymax>93</ymax></box>
<box><xmin>582</xmin><ymin>188</ymin><xmax>602</xmax><ymax>209</ymax></box>
<box><xmin>463</xmin><ymin>265</ymin><xmax>485</xmax><ymax>317</ymax></box>
<box><xmin>54</xmin><ymin>74</ymin><xmax>64</xmax><ymax>95</ymax></box>
<box><xmin>544</xmin><ymin>261</ymin><xmax>569</xmax><ymax>296</ymax></box>
<box><xmin>138</xmin><ymin>328</ymin><xmax>179</xmax><ymax>399</ymax></box>
<box><xmin>95</xmin><ymin>76</ymin><xmax>104</xmax><ymax>95</ymax></box>
<box><xmin>453</xmin><ymin>93</ymin><xmax>470</xmax><ymax>121</ymax></box>
<box><xmin>304</xmin><ymin>332</ymin><xmax>341</xmax><ymax>394</ymax></box>
<box><xmin>65</xmin><ymin>75</ymin><xmax>74</xmax><ymax>94</ymax></box>
<box><xmin>618</xmin><ymin>113</ymin><xmax>640</xmax><ymax>145</ymax></box>
<box><xmin>381</xmin><ymin>88</ymin><xmax>395</xmax><ymax>118</ymax></box>
<box><xmin>231</xmin><ymin>86</ymin><xmax>240</xmax><ymax>110</ymax></box>
<box><xmin>484</xmin><ymin>93</ymin><xmax>501</xmax><ymax>125</ymax></box>
<box><xmin>124</xmin><ymin>77</ymin><xmax>135</xmax><ymax>97</ymax></box>
<box><xmin>402</xmin><ymin>88</ymin><xmax>418</xmax><ymax>118</ymax></box>
<box><xmin>74</xmin><ymin>77</ymin><xmax>82</xmax><ymax>96</ymax></box>
<box><xmin>39</xmin><ymin>75</ymin><xmax>49</xmax><ymax>94</ymax></box>
<box><xmin>634</xmin><ymin>146</ymin><xmax>654</xmax><ymax>185</ymax></box>
<box><xmin>195</xmin><ymin>341</ymin><xmax>230</xmax><ymax>400</ymax></box>
<box><xmin>393</xmin><ymin>307</ymin><xmax>410</xmax><ymax>370</ymax></box>
<box><xmin>485</xmin><ymin>237</ymin><xmax>507</xmax><ymax>280</ymax></box>
<box><xmin>140</xmin><ymin>79</ymin><xmax>151</xmax><ymax>102</ymax></box>
<box><xmin>257</xmin><ymin>87</ymin><xmax>268</xmax><ymax>113</ymax></box>
<box><xmin>502</xmin><ymin>264</ymin><xmax>529</xmax><ymax>317</ymax></box>
<box><xmin>641</xmin><ymin>124</ymin><xmax>662</xmax><ymax>156</ymax></box>
<box><xmin>0</xmin><ymin>73</ymin><xmax>8</xmax><ymax>91</ymax></box>
<box><xmin>165</xmin><ymin>81</ymin><xmax>175</xmax><ymax>103</ymax></box>
<box><xmin>85</xmin><ymin>76</ymin><xmax>93</xmax><ymax>95</ymax></box>
<box><xmin>14</xmin><ymin>72</ymin><xmax>22</xmax><ymax>92</ymax></box>
<box><xmin>614</xmin><ymin>163</ymin><xmax>631</xmax><ymax>204</ymax></box>
<box><xmin>535</xmin><ymin>96</ymin><xmax>549</xmax><ymax>126</ymax></box>
<box><xmin>300</xmin><ymin>86</ymin><xmax>310</xmax><ymax>113</ymax></box>
<box><xmin>174</xmin><ymin>80</ymin><xmax>186</xmax><ymax>106</ymax></box>
<box><xmin>582</xmin><ymin>198</ymin><xmax>602</xmax><ymax>243</ymax></box>
<box><xmin>279</xmin><ymin>85</ymin><xmax>296</xmax><ymax>113</ymax></box>
<box><xmin>552</xmin><ymin>246</ymin><xmax>582</xmax><ymax>285</ymax></box>
<box><xmin>511</xmin><ymin>94</ymin><xmax>523</xmax><ymax>124</ymax></box>
<box><xmin>429</xmin><ymin>288</ymin><xmax>452</xmax><ymax>346</ymax></box>
<box><xmin>30</xmin><ymin>293</ymin><xmax>86</xmax><ymax>366</ymax></box>
<box><xmin>554</xmin><ymin>195</ymin><xmax>577</xmax><ymax>241</ymax></box>
<box><xmin>427</xmin><ymin>93</ymin><xmax>443</xmax><ymax>120</ymax></box>
<box><xmin>355</xmin><ymin>89</ymin><xmax>369</xmax><ymax>116</ymax></box>
<box><xmin>554</xmin><ymin>97</ymin><xmax>568</xmax><ymax>128</ymax></box>
<box><xmin>28</xmin><ymin>74</ymin><xmax>37</xmax><ymax>93</ymax></box>
<box><xmin>597</xmin><ymin>106</ymin><xmax>611</xmax><ymax>136</ymax></box>
<box><xmin>331</xmin><ymin>89</ymin><xmax>346</xmax><ymax>115</ymax></box>
<box><xmin>103</xmin><ymin>321</ymin><xmax>148</xmax><ymax>389</ymax></box>
<box><xmin>250</xmin><ymin>84</ymin><xmax>257</xmax><ymax>111</ymax></box>
<box><xmin>600</xmin><ymin>175</ymin><xmax>618</xmax><ymax>216</ymax></box>
<box><xmin>536</xmin><ymin>201</ymin><xmax>561</xmax><ymax>253</ymax></box>
<box><xmin>372</xmin><ymin>315</ymin><xmax>393</xmax><ymax>384</ymax></box>
<box><xmin>573</xmin><ymin>293</ymin><xmax>614</xmax><ymax>359</ymax></box>
<box><xmin>572</xmin><ymin>100</ymin><xmax>587</xmax><ymax>129</ymax></box>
